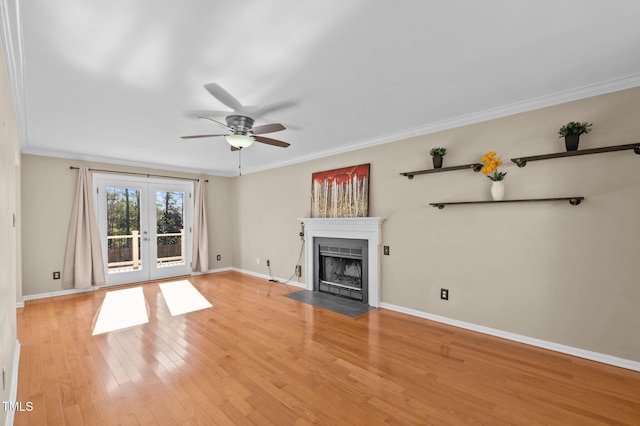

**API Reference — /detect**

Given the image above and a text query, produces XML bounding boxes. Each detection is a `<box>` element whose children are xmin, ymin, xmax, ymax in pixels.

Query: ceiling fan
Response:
<box><xmin>181</xmin><ymin>83</ymin><xmax>292</xmax><ymax>150</ymax></box>
<box><xmin>181</xmin><ymin>114</ymin><xmax>289</xmax><ymax>151</ymax></box>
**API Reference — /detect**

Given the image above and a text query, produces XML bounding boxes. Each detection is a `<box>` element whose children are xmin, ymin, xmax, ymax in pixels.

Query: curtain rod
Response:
<box><xmin>69</xmin><ymin>166</ymin><xmax>208</xmax><ymax>182</ymax></box>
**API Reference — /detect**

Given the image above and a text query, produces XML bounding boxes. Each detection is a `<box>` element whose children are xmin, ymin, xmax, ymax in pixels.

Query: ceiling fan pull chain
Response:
<box><xmin>238</xmin><ymin>148</ymin><xmax>242</xmax><ymax>176</ymax></box>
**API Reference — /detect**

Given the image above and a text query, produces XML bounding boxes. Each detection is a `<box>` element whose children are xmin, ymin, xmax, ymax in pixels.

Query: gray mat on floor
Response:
<box><xmin>285</xmin><ymin>290</ymin><xmax>376</xmax><ymax>318</ymax></box>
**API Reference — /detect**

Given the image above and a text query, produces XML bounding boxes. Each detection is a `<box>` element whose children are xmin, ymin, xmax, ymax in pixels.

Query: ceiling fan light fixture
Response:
<box><xmin>225</xmin><ymin>134</ymin><xmax>254</xmax><ymax>148</ymax></box>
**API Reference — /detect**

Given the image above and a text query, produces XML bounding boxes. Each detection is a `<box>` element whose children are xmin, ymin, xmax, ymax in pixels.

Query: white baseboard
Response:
<box><xmin>5</xmin><ymin>340</ymin><xmax>20</xmax><ymax>426</ymax></box>
<box><xmin>20</xmin><ymin>267</ymin><xmax>252</xmax><ymax>303</ymax></box>
<box><xmin>230</xmin><ymin>267</ymin><xmax>306</xmax><ymax>289</ymax></box>
<box><xmin>22</xmin><ymin>286</ymin><xmax>96</xmax><ymax>302</ymax></box>
<box><xmin>379</xmin><ymin>302</ymin><xmax>640</xmax><ymax>373</ymax></box>
<box><xmin>191</xmin><ymin>266</ymin><xmax>233</xmax><ymax>275</ymax></box>
<box><xmin>22</xmin><ymin>272</ymin><xmax>635</xmax><ymax>372</ymax></box>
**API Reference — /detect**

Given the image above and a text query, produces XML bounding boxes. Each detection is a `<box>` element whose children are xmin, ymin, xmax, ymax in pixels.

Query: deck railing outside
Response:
<box><xmin>107</xmin><ymin>230</ymin><xmax>185</xmax><ymax>269</ymax></box>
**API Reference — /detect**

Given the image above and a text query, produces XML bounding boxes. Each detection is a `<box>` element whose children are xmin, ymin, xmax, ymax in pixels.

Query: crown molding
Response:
<box><xmin>5</xmin><ymin>2</ymin><xmax>640</xmax><ymax>178</ymax></box>
<box><xmin>244</xmin><ymin>73</ymin><xmax>640</xmax><ymax>175</ymax></box>
<box><xmin>18</xmin><ymin>73</ymin><xmax>640</xmax><ymax>178</ymax></box>
<box><xmin>0</xmin><ymin>0</ymin><xmax>27</xmax><ymax>145</ymax></box>
<box><xmin>21</xmin><ymin>147</ymin><xmax>234</xmax><ymax>177</ymax></box>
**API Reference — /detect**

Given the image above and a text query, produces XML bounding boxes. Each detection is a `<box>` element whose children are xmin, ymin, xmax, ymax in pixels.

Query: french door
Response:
<box><xmin>94</xmin><ymin>174</ymin><xmax>193</xmax><ymax>286</ymax></box>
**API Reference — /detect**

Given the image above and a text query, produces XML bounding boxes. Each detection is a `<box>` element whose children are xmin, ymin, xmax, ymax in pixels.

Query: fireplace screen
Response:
<box><xmin>314</xmin><ymin>238</ymin><xmax>368</xmax><ymax>302</ymax></box>
<box><xmin>320</xmin><ymin>255</ymin><xmax>362</xmax><ymax>290</ymax></box>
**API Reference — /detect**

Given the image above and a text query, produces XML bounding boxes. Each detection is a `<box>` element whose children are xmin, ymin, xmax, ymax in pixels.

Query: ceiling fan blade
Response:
<box><xmin>204</xmin><ymin>83</ymin><xmax>243</xmax><ymax>111</ymax></box>
<box><xmin>254</xmin><ymin>135</ymin><xmax>290</xmax><ymax>148</ymax></box>
<box><xmin>186</xmin><ymin>110</ymin><xmax>232</xmax><ymax>118</ymax></box>
<box><xmin>230</xmin><ymin>146</ymin><xmax>240</xmax><ymax>151</ymax></box>
<box><xmin>250</xmin><ymin>100</ymin><xmax>297</xmax><ymax>118</ymax></box>
<box><xmin>180</xmin><ymin>134</ymin><xmax>227</xmax><ymax>139</ymax></box>
<box><xmin>252</xmin><ymin>123</ymin><xmax>286</xmax><ymax>135</ymax></box>
<box><xmin>197</xmin><ymin>116</ymin><xmax>230</xmax><ymax>129</ymax></box>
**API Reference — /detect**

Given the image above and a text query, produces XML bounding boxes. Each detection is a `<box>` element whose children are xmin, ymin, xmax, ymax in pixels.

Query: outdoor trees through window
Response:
<box><xmin>156</xmin><ymin>191</ymin><xmax>184</xmax><ymax>261</ymax></box>
<box><xmin>97</xmin><ymin>175</ymin><xmax>193</xmax><ymax>285</ymax></box>
<box><xmin>106</xmin><ymin>187</ymin><xmax>141</xmax><ymax>268</ymax></box>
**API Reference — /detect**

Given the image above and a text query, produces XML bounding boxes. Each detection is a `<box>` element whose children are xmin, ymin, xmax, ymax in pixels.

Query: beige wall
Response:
<box><xmin>0</xmin><ymin>40</ymin><xmax>20</xmax><ymax>425</ymax></box>
<box><xmin>233</xmin><ymin>87</ymin><xmax>640</xmax><ymax>362</ymax></box>
<box><xmin>18</xmin><ymin>87</ymin><xmax>640</xmax><ymax>365</ymax></box>
<box><xmin>21</xmin><ymin>155</ymin><xmax>234</xmax><ymax>296</ymax></box>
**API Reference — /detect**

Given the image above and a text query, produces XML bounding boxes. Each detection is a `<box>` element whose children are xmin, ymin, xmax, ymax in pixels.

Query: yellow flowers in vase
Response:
<box><xmin>481</xmin><ymin>151</ymin><xmax>507</xmax><ymax>181</ymax></box>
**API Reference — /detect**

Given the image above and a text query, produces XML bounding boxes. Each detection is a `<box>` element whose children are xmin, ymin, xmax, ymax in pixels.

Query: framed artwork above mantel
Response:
<box><xmin>310</xmin><ymin>164</ymin><xmax>370</xmax><ymax>218</ymax></box>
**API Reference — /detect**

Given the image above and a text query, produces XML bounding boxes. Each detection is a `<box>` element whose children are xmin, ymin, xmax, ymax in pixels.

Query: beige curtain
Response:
<box><xmin>62</xmin><ymin>166</ymin><xmax>105</xmax><ymax>288</ymax></box>
<box><xmin>191</xmin><ymin>179</ymin><xmax>209</xmax><ymax>272</ymax></box>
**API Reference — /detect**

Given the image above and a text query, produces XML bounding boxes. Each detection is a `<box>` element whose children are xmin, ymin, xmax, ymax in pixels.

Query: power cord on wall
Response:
<box><xmin>267</xmin><ymin>237</ymin><xmax>305</xmax><ymax>286</ymax></box>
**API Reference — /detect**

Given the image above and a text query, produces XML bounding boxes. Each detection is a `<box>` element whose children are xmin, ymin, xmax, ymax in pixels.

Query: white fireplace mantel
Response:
<box><xmin>298</xmin><ymin>217</ymin><xmax>385</xmax><ymax>307</ymax></box>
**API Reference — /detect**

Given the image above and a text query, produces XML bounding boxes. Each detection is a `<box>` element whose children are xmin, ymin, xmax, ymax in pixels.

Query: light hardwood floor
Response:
<box><xmin>15</xmin><ymin>271</ymin><xmax>640</xmax><ymax>425</ymax></box>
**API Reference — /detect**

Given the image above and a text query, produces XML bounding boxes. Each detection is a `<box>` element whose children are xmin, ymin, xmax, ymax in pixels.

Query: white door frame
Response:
<box><xmin>94</xmin><ymin>173</ymin><xmax>194</xmax><ymax>286</ymax></box>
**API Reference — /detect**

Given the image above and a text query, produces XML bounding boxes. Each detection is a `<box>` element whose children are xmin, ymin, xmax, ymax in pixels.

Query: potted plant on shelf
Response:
<box><xmin>558</xmin><ymin>121</ymin><xmax>592</xmax><ymax>152</ymax></box>
<box><xmin>429</xmin><ymin>147</ymin><xmax>447</xmax><ymax>169</ymax></box>
<box><xmin>481</xmin><ymin>151</ymin><xmax>507</xmax><ymax>201</ymax></box>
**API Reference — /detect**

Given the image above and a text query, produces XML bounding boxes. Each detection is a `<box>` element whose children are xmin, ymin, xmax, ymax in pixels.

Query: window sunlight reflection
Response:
<box><xmin>92</xmin><ymin>287</ymin><xmax>149</xmax><ymax>335</ymax></box>
<box><xmin>159</xmin><ymin>280</ymin><xmax>212</xmax><ymax>316</ymax></box>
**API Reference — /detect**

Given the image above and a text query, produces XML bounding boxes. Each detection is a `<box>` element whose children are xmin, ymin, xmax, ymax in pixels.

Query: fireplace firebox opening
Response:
<box><xmin>314</xmin><ymin>237</ymin><xmax>368</xmax><ymax>303</ymax></box>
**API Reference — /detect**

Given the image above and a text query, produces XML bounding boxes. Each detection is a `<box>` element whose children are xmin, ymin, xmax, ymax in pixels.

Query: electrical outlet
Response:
<box><xmin>295</xmin><ymin>265</ymin><xmax>302</xmax><ymax>277</ymax></box>
<box><xmin>216</xmin><ymin>254</ymin><xmax>221</xmax><ymax>261</ymax></box>
<box><xmin>440</xmin><ymin>288</ymin><xmax>449</xmax><ymax>300</ymax></box>
<box><xmin>256</xmin><ymin>258</ymin><xmax>260</xmax><ymax>265</ymax></box>
<box><xmin>383</xmin><ymin>246</ymin><xmax>390</xmax><ymax>255</ymax></box>
<box><xmin>53</xmin><ymin>271</ymin><xmax>61</xmax><ymax>280</ymax></box>
<box><xmin>267</xmin><ymin>259</ymin><xmax>270</xmax><ymax>266</ymax></box>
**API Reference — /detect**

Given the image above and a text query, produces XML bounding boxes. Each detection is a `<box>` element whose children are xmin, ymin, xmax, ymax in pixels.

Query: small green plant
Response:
<box><xmin>558</xmin><ymin>121</ymin><xmax>592</xmax><ymax>138</ymax></box>
<box><xmin>429</xmin><ymin>147</ymin><xmax>447</xmax><ymax>156</ymax></box>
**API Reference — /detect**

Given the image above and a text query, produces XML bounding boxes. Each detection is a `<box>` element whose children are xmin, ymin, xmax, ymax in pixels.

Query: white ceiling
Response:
<box><xmin>3</xmin><ymin>1</ymin><xmax>640</xmax><ymax>176</ymax></box>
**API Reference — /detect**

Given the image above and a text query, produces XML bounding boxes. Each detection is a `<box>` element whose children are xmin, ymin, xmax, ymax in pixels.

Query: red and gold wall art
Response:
<box><xmin>311</xmin><ymin>164</ymin><xmax>370</xmax><ymax>218</ymax></box>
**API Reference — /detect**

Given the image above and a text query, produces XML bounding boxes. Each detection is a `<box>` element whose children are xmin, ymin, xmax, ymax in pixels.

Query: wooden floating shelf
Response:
<box><xmin>430</xmin><ymin>197</ymin><xmax>584</xmax><ymax>209</ymax></box>
<box><xmin>400</xmin><ymin>163</ymin><xmax>483</xmax><ymax>179</ymax></box>
<box><xmin>511</xmin><ymin>143</ymin><xmax>640</xmax><ymax>167</ymax></box>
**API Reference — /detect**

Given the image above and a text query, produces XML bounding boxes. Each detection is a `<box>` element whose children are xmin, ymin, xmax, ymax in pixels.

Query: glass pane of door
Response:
<box><xmin>149</xmin><ymin>182</ymin><xmax>192</xmax><ymax>280</ymax></box>
<box><xmin>106</xmin><ymin>186</ymin><xmax>142</xmax><ymax>274</ymax></box>
<box><xmin>155</xmin><ymin>190</ymin><xmax>185</xmax><ymax>269</ymax></box>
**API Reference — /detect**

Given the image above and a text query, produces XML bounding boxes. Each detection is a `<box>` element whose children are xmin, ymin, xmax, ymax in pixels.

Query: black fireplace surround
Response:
<box><xmin>313</xmin><ymin>237</ymin><xmax>368</xmax><ymax>303</ymax></box>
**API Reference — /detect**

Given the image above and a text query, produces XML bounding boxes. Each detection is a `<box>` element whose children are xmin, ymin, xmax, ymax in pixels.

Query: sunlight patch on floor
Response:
<box><xmin>159</xmin><ymin>280</ymin><xmax>212</xmax><ymax>316</ymax></box>
<box><xmin>92</xmin><ymin>287</ymin><xmax>149</xmax><ymax>335</ymax></box>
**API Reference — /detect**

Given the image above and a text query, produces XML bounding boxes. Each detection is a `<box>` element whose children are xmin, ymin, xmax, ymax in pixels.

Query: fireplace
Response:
<box><xmin>299</xmin><ymin>217</ymin><xmax>385</xmax><ymax>307</ymax></box>
<box><xmin>314</xmin><ymin>237</ymin><xmax>368</xmax><ymax>302</ymax></box>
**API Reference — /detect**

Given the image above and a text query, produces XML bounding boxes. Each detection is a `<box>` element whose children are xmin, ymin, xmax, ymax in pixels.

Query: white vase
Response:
<box><xmin>491</xmin><ymin>181</ymin><xmax>505</xmax><ymax>201</ymax></box>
